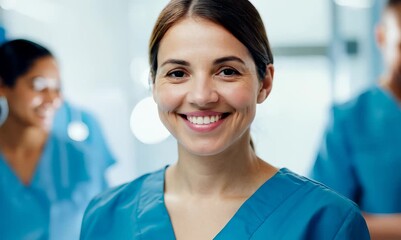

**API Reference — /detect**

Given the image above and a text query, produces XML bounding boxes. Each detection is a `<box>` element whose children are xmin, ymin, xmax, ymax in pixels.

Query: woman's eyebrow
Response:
<box><xmin>213</xmin><ymin>56</ymin><xmax>245</xmax><ymax>65</ymax></box>
<box><xmin>159</xmin><ymin>56</ymin><xmax>245</xmax><ymax>68</ymax></box>
<box><xmin>160</xmin><ymin>59</ymin><xmax>190</xmax><ymax>67</ymax></box>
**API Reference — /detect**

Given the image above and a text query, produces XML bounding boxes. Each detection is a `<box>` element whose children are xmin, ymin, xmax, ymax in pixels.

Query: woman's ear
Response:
<box><xmin>257</xmin><ymin>64</ymin><xmax>274</xmax><ymax>103</ymax></box>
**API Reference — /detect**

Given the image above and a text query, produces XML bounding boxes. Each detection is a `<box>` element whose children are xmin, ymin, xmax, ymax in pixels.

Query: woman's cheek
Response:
<box><xmin>30</xmin><ymin>95</ymin><xmax>43</xmax><ymax>107</ymax></box>
<box><xmin>221</xmin><ymin>86</ymin><xmax>257</xmax><ymax>109</ymax></box>
<box><xmin>154</xmin><ymin>86</ymin><xmax>183</xmax><ymax>112</ymax></box>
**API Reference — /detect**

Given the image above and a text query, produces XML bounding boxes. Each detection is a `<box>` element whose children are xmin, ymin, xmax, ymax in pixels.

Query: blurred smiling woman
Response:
<box><xmin>80</xmin><ymin>1</ymin><xmax>370</xmax><ymax>239</ymax></box>
<box><xmin>0</xmin><ymin>39</ymin><xmax>113</xmax><ymax>240</ymax></box>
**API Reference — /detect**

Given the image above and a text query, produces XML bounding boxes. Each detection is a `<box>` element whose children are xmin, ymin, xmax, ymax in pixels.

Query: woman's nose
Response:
<box><xmin>42</xmin><ymin>89</ymin><xmax>62</xmax><ymax>107</ymax></box>
<box><xmin>187</xmin><ymin>75</ymin><xmax>219</xmax><ymax>107</ymax></box>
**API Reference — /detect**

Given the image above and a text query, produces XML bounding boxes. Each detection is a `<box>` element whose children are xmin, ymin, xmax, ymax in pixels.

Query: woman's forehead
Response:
<box><xmin>157</xmin><ymin>18</ymin><xmax>250</xmax><ymax>63</ymax></box>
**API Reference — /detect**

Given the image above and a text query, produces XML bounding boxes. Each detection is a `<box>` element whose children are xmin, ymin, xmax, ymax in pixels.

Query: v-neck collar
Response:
<box><xmin>136</xmin><ymin>167</ymin><xmax>305</xmax><ymax>240</ymax></box>
<box><xmin>0</xmin><ymin>135</ymin><xmax>52</xmax><ymax>191</ymax></box>
<box><xmin>136</xmin><ymin>166</ymin><xmax>175</xmax><ymax>239</ymax></box>
<box><xmin>214</xmin><ymin>168</ymin><xmax>305</xmax><ymax>239</ymax></box>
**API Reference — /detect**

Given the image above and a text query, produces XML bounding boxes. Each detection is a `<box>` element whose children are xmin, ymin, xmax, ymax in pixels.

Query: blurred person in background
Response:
<box><xmin>0</xmin><ymin>39</ymin><xmax>114</xmax><ymax>240</ymax></box>
<box><xmin>80</xmin><ymin>0</ymin><xmax>369</xmax><ymax>239</ymax></box>
<box><xmin>310</xmin><ymin>0</ymin><xmax>401</xmax><ymax>239</ymax></box>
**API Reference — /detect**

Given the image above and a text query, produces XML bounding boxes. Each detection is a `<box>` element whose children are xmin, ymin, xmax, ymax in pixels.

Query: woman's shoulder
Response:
<box><xmin>264</xmin><ymin>169</ymin><xmax>369</xmax><ymax>238</ymax></box>
<box><xmin>277</xmin><ymin>168</ymin><xmax>358</xmax><ymax>207</ymax></box>
<box><xmin>80</xmin><ymin>167</ymin><xmax>166</xmax><ymax>239</ymax></box>
<box><xmin>84</xmin><ymin>167</ymin><xmax>165</xmax><ymax>215</ymax></box>
<box><xmin>331</xmin><ymin>84</ymin><xmax>388</xmax><ymax>119</ymax></box>
<box><xmin>48</xmin><ymin>133</ymin><xmax>114</xmax><ymax>176</ymax></box>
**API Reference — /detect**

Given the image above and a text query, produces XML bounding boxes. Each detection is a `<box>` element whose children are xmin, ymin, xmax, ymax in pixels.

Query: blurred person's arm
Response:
<box><xmin>364</xmin><ymin>213</ymin><xmax>401</xmax><ymax>240</ymax></box>
<box><xmin>310</xmin><ymin>105</ymin><xmax>360</xmax><ymax>201</ymax></box>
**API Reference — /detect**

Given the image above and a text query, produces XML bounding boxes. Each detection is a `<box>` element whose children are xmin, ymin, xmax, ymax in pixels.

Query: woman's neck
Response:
<box><xmin>0</xmin><ymin>121</ymin><xmax>48</xmax><ymax>152</ymax></box>
<box><xmin>0</xmin><ymin>121</ymin><xmax>49</xmax><ymax>185</ymax></box>
<box><xmin>167</xmin><ymin>142</ymin><xmax>276</xmax><ymax>198</ymax></box>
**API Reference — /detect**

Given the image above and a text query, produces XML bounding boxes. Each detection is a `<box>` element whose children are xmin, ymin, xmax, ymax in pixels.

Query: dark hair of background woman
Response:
<box><xmin>0</xmin><ymin>39</ymin><xmax>53</xmax><ymax>87</ymax></box>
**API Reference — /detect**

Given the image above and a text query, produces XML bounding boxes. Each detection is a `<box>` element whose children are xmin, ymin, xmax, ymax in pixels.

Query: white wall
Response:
<box><xmin>253</xmin><ymin>0</ymin><xmax>331</xmax><ymax>46</ymax></box>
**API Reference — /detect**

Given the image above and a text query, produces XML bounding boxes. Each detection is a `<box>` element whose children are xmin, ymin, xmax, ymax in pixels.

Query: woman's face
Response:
<box><xmin>1</xmin><ymin>56</ymin><xmax>62</xmax><ymax>131</ymax></box>
<box><xmin>153</xmin><ymin>18</ymin><xmax>273</xmax><ymax>156</ymax></box>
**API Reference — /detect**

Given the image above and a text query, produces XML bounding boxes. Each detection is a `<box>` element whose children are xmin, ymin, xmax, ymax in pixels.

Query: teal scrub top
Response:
<box><xmin>80</xmin><ymin>167</ymin><xmax>370</xmax><ymax>239</ymax></box>
<box><xmin>0</xmin><ymin>134</ymin><xmax>114</xmax><ymax>240</ymax></box>
<box><xmin>311</xmin><ymin>85</ymin><xmax>401</xmax><ymax>214</ymax></box>
<box><xmin>53</xmin><ymin>101</ymin><xmax>114</xmax><ymax>161</ymax></box>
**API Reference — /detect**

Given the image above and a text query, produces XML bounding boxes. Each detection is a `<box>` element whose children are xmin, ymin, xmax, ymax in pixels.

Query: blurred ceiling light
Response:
<box><xmin>335</xmin><ymin>0</ymin><xmax>373</xmax><ymax>8</ymax></box>
<box><xmin>130</xmin><ymin>96</ymin><xmax>170</xmax><ymax>144</ymax></box>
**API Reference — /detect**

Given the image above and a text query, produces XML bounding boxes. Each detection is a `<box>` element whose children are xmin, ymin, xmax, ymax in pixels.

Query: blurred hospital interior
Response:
<box><xmin>0</xmin><ymin>0</ymin><xmax>386</xmax><ymax>185</ymax></box>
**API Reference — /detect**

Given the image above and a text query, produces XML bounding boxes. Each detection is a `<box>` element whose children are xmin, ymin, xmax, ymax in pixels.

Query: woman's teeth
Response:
<box><xmin>187</xmin><ymin>115</ymin><xmax>221</xmax><ymax>125</ymax></box>
<box><xmin>36</xmin><ymin>108</ymin><xmax>54</xmax><ymax>118</ymax></box>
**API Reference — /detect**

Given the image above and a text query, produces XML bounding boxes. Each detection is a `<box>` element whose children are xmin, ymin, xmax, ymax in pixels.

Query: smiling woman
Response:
<box><xmin>80</xmin><ymin>1</ymin><xmax>370</xmax><ymax>239</ymax></box>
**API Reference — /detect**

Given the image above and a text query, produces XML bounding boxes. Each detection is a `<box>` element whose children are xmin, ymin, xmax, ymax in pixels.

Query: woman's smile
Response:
<box><xmin>179</xmin><ymin>111</ymin><xmax>230</xmax><ymax>133</ymax></box>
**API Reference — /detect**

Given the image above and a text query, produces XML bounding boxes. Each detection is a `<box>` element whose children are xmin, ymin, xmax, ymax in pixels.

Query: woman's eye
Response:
<box><xmin>168</xmin><ymin>70</ymin><xmax>186</xmax><ymax>78</ymax></box>
<box><xmin>219</xmin><ymin>68</ymin><xmax>239</xmax><ymax>76</ymax></box>
<box><xmin>32</xmin><ymin>77</ymin><xmax>61</xmax><ymax>92</ymax></box>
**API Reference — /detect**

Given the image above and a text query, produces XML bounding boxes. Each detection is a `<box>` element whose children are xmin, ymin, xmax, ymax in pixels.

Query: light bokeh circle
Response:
<box><xmin>130</xmin><ymin>96</ymin><xmax>170</xmax><ymax>144</ymax></box>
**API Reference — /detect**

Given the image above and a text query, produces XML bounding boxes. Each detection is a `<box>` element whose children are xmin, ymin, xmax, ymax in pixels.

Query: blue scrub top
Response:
<box><xmin>0</xmin><ymin>134</ymin><xmax>114</xmax><ymax>240</ymax></box>
<box><xmin>311</xmin><ymin>85</ymin><xmax>401</xmax><ymax>214</ymax></box>
<box><xmin>53</xmin><ymin>101</ymin><xmax>114</xmax><ymax>162</ymax></box>
<box><xmin>81</xmin><ymin>167</ymin><xmax>370</xmax><ymax>239</ymax></box>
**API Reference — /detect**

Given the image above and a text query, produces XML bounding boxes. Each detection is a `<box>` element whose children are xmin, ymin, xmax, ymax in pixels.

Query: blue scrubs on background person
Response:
<box><xmin>0</xmin><ymin>134</ymin><xmax>113</xmax><ymax>240</ymax></box>
<box><xmin>311</xmin><ymin>85</ymin><xmax>401</xmax><ymax>213</ymax></box>
<box><xmin>53</xmin><ymin>100</ymin><xmax>116</xmax><ymax>188</ymax></box>
<box><xmin>81</xmin><ymin>167</ymin><xmax>369</xmax><ymax>240</ymax></box>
